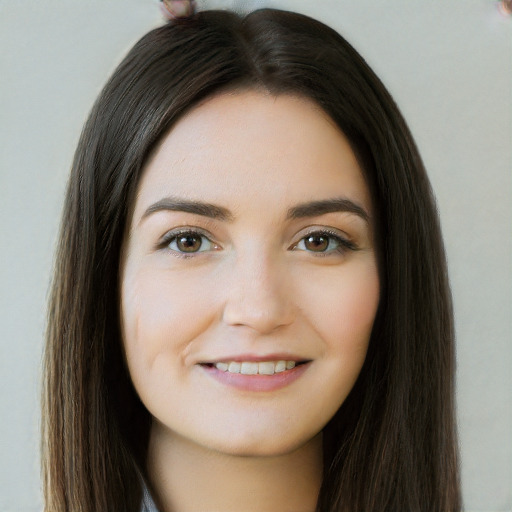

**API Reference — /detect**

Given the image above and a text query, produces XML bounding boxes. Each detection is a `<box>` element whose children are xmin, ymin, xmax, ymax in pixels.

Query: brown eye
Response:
<box><xmin>293</xmin><ymin>231</ymin><xmax>354</xmax><ymax>255</ymax></box>
<box><xmin>176</xmin><ymin>234</ymin><xmax>202</xmax><ymax>252</ymax></box>
<box><xmin>166</xmin><ymin>231</ymin><xmax>216</xmax><ymax>254</ymax></box>
<box><xmin>304</xmin><ymin>234</ymin><xmax>329</xmax><ymax>252</ymax></box>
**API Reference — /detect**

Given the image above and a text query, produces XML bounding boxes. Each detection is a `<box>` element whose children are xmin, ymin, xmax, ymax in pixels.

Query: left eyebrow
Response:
<box><xmin>286</xmin><ymin>198</ymin><xmax>370</xmax><ymax>223</ymax></box>
<box><xmin>139</xmin><ymin>197</ymin><xmax>234</xmax><ymax>224</ymax></box>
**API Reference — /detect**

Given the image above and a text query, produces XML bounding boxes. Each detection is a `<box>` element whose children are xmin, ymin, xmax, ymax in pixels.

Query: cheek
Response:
<box><xmin>294</xmin><ymin>257</ymin><xmax>380</xmax><ymax>358</ymax></box>
<box><xmin>120</xmin><ymin>265</ymin><xmax>219</xmax><ymax>388</ymax></box>
<box><xmin>293</xmin><ymin>259</ymin><xmax>379</xmax><ymax>418</ymax></box>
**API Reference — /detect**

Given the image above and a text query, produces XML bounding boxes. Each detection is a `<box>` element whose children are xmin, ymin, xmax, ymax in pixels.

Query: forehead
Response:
<box><xmin>133</xmin><ymin>90</ymin><xmax>372</xmax><ymax>222</ymax></box>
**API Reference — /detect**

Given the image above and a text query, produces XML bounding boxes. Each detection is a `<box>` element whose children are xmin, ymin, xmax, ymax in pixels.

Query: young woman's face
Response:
<box><xmin>120</xmin><ymin>91</ymin><xmax>380</xmax><ymax>456</ymax></box>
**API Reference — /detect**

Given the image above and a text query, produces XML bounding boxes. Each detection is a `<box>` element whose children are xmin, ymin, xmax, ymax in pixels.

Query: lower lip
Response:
<box><xmin>200</xmin><ymin>362</ymin><xmax>311</xmax><ymax>392</ymax></box>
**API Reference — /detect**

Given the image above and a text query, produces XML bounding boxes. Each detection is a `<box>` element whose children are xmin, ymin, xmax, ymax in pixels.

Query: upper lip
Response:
<box><xmin>198</xmin><ymin>353</ymin><xmax>310</xmax><ymax>364</ymax></box>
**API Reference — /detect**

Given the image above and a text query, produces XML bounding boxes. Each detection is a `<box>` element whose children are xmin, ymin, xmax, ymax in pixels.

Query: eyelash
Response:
<box><xmin>158</xmin><ymin>228</ymin><xmax>357</xmax><ymax>258</ymax></box>
<box><xmin>158</xmin><ymin>228</ymin><xmax>218</xmax><ymax>259</ymax></box>
<box><xmin>291</xmin><ymin>229</ymin><xmax>357</xmax><ymax>256</ymax></box>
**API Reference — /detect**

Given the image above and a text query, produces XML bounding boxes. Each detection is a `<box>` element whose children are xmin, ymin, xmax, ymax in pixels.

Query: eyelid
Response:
<box><xmin>157</xmin><ymin>227</ymin><xmax>220</xmax><ymax>255</ymax></box>
<box><xmin>290</xmin><ymin>227</ymin><xmax>358</xmax><ymax>254</ymax></box>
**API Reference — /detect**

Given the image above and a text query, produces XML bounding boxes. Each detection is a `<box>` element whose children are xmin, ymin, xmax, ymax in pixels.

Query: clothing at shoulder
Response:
<box><xmin>140</xmin><ymin>483</ymin><xmax>159</xmax><ymax>512</ymax></box>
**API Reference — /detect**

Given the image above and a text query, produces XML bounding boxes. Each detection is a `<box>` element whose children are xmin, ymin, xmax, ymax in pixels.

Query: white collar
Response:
<box><xmin>140</xmin><ymin>482</ymin><xmax>159</xmax><ymax>512</ymax></box>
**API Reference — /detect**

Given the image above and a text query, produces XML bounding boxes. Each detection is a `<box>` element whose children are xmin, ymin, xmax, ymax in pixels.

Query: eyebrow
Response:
<box><xmin>286</xmin><ymin>198</ymin><xmax>370</xmax><ymax>223</ymax></box>
<box><xmin>140</xmin><ymin>196</ymin><xmax>369</xmax><ymax>224</ymax></box>
<box><xmin>140</xmin><ymin>197</ymin><xmax>234</xmax><ymax>223</ymax></box>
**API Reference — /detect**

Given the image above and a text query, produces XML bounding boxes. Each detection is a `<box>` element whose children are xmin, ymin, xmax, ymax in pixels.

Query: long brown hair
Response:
<box><xmin>42</xmin><ymin>8</ymin><xmax>460</xmax><ymax>511</ymax></box>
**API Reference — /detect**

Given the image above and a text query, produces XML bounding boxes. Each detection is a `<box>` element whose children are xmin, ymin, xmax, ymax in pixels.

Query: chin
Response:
<box><xmin>204</xmin><ymin>429</ymin><xmax>321</xmax><ymax>458</ymax></box>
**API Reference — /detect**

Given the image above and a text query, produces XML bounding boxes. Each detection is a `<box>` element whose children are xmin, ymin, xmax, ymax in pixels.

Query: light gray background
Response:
<box><xmin>0</xmin><ymin>0</ymin><xmax>510</xmax><ymax>511</ymax></box>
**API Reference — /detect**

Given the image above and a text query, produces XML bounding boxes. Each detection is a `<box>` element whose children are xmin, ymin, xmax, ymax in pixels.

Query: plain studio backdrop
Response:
<box><xmin>0</xmin><ymin>1</ymin><xmax>510</xmax><ymax>511</ymax></box>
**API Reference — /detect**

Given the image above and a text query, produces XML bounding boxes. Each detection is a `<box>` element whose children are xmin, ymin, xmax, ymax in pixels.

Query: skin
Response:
<box><xmin>120</xmin><ymin>90</ymin><xmax>380</xmax><ymax>512</ymax></box>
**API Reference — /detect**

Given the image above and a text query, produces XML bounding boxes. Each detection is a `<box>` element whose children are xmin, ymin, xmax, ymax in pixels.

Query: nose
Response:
<box><xmin>221</xmin><ymin>251</ymin><xmax>295</xmax><ymax>335</ymax></box>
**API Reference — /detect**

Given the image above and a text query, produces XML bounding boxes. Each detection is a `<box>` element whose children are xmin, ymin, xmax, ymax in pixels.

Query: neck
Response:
<box><xmin>146</xmin><ymin>423</ymin><xmax>323</xmax><ymax>512</ymax></box>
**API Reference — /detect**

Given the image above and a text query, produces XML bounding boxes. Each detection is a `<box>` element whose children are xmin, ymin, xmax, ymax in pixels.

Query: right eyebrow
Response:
<box><xmin>139</xmin><ymin>197</ymin><xmax>234</xmax><ymax>225</ymax></box>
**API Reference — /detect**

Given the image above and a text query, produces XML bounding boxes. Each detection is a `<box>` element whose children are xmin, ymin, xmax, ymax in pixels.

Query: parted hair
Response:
<box><xmin>42</xmin><ymin>8</ymin><xmax>460</xmax><ymax>512</ymax></box>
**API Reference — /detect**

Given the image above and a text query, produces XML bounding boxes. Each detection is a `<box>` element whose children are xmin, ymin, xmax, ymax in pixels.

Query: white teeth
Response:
<box><xmin>258</xmin><ymin>361</ymin><xmax>275</xmax><ymax>375</ymax></box>
<box><xmin>228</xmin><ymin>361</ymin><xmax>241</xmax><ymax>373</ymax></box>
<box><xmin>275</xmin><ymin>360</ymin><xmax>286</xmax><ymax>373</ymax></box>
<box><xmin>213</xmin><ymin>360</ymin><xmax>300</xmax><ymax>375</ymax></box>
<box><xmin>241</xmin><ymin>362</ymin><xmax>259</xmax><ymax>375</ymax></box>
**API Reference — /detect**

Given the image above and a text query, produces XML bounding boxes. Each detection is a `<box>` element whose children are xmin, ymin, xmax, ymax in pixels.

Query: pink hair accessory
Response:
<box><xmin>499</xmin><ymin>0</ymin><xmax>512</xmax><ymax>16</ymax></box>
<box><xmin>160</xmin><ymin>0</ymin><xmax>197</xmax><ymax>20</ymax></box>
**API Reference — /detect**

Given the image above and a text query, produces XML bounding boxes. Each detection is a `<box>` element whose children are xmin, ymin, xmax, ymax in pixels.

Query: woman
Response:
<box><xmin>42</xmin><ymin>4</ymin><xmax>460</xmax><ymax>511</ymax></box>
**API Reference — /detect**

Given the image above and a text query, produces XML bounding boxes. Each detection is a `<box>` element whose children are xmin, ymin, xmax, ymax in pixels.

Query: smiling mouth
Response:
<box><xmin>200</xmin><ymin>360</ymin><xmax>309</xmax><ymax>376</ymax></box>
